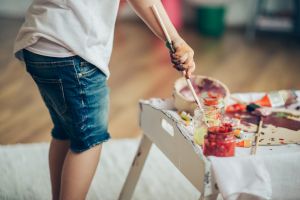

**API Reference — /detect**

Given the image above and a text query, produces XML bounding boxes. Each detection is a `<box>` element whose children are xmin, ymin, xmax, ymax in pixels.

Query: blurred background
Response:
<box><xmin>0</xmin><ymin>0</ymin><xmax>299</xmax><ymax>144</ymax></box>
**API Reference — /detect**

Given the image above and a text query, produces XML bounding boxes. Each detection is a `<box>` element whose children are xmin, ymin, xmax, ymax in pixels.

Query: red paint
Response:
<box><xmin>255</xmin><ymin>95</ymin><xmax>271</xmax><ymax>107</ymax></box>
<box><xmin>203</xmin><ymin>123</ymin><xmax>236</xmax><ymax>157</ymax></box>
<box><xmin>263</xmin><ymin>113</ymin><xmax>300</xmax><ymax>131</ymax></box>
<box><xmin>226</xmin><ymin>103</ymin><xmax>247</xmax><ymax>113</ymax></box>
<box><xmin>225</xmin><ymin>111</ymin><xmax>260</xmax><ymax>127</ymax></box>
<box><xmin>226</xmin><ymin>110</ymin><xmax>300</xmax><ymax>131</ymax></box>
<box><xmin>180</xmin><ymin>78</ymin><xmax>227</xmax><ymax>100</ymax></box>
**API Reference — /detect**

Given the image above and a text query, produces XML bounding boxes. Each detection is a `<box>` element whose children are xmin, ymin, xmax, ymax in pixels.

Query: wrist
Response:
<box><xmin>170</xmin><ymin>35</ymin><xmax>183</xmax><ymax>43</ymax></box>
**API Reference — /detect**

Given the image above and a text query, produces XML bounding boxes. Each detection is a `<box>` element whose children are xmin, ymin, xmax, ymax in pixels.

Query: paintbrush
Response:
<box><xmin>151</xmin><ymin>5</ymin><xmax>206</xmax><ymax>118</ymax></box>
<box><xmin>251</xmin><ymin>118</ymin><xmax>263</xmax><ymax>155</ymax></box>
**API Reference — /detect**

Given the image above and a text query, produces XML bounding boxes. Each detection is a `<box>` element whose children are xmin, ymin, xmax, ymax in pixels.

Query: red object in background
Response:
<box><xmin>254</xmin><ymin>94</ymin><xmax>272</xmax><ymax>107</ymax></box>
<box><xmin>226</xmin><ymin>95</ymin><xmax>271</xmax><ymax>113</ymax></box>
<box><xmin>226</xmin><ymin>103</ymin><xmax>247</xmax><ymax>113</ymax></box>
<box><xmin>161</xmin><ymin>0</ymin><xmax>183</xmax><ymax>29</ymax></box>
<box><xmin>118</xmin><ymin>0</ymin><xmax>183</xmax><ymax>29</ymax></box>
<box><xmin>226</xmin><ymin>94</ymin><xmax>274</xmax><ymax>113</ymax></box>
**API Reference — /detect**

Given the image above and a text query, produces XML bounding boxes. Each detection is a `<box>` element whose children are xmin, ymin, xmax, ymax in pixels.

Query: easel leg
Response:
<box><xmin>118</xmin><ymin>134</ymin><xmax>152</xmax><ymax>200</ymax></box>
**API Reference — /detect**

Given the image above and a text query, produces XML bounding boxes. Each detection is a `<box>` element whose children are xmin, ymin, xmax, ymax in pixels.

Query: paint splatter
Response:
<box><xmin>263</xmin><ymin>112</ymin><xmax>300</xmax><ymax>131</ymax></box>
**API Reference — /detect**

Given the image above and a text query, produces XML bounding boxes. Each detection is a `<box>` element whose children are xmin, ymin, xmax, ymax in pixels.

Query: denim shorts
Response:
<box><xmin>23</xmin><ymin>49</ymin><xmax>110</xmax><ymax>152</ymax></box>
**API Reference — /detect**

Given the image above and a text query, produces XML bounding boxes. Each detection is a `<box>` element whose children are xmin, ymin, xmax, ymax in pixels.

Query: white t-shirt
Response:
<box><xmin>14</xmin><ymin>0</ymin><xmax>120</xmax><ymax>78</ymax></box>
<box><xmin>26</xmin><ymin>37</ymin><xmax>75</xmax><ymax>57</ymax></box>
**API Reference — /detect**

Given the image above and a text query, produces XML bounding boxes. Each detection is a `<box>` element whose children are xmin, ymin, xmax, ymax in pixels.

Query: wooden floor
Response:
<box><xmin>0</xmin><ymin>17</ymin><xmax>300</xmax><ymax>144</ymax></box>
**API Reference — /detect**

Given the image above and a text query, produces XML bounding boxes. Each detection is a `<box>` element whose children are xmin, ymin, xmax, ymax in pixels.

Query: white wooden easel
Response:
<box><xmin>118</xmin><ymin>102</ymin><xmax>219</xmax><ymax>200</ymax></box>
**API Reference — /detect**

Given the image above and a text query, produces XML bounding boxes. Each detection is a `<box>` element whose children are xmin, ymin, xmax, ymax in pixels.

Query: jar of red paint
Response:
<box><xmin>203</xmin><ymin>123</ymin><xmax>236</xmax><ymax>157</ymax></box>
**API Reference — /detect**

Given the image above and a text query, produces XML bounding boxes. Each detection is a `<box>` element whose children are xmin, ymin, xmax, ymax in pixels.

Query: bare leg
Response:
<box><xmin>59</xmin><ymin>144</ymin><xmax>102</xmax><ymax>200</ymax></box>
<box><xmin>49</xmin><ymin>138</ymin><xmax>70</xmax><ymax>200</ymax></box>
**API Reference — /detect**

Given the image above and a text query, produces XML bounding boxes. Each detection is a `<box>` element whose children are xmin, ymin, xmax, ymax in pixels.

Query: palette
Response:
<box><xmin>173</xmin><ymin>76</ymin><xmax>230</xmax><ymax>113</ymax></box>
<box><xmin>227</xmin><ymin>107</ymin><xmax>300</xmax><ymax>146</ymax></box>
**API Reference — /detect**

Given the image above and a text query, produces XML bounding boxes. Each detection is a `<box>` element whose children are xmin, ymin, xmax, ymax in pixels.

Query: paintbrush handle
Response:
<box><xmin>186</xmin><ymin>78</ymin><xmax>203</xmax><ymax>110</ymax></box>
<box><xmin>151</xmin><ymin>5</ymin><xmax>205</xmax><ymax>115</ymax></box>
<box><xmin>151</xmin><ymin>5</ymin><xmax>172</xmax><ymax>45</ymax></box>
<box><xmin>251</xmin><ymin>118</ymin><xmax>263</xmax><ymax>155</ymax></box>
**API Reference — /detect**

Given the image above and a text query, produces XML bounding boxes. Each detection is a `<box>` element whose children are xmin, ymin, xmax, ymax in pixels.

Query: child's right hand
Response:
<box><xmin>170</xmin><ymin>38</ymin><xmax>196</xmax><ymax>78</ymax></box>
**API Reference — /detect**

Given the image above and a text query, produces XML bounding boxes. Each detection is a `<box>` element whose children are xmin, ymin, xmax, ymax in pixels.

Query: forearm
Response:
<box><xmin>127</xmin><ymin>0</ymin><xmax>182</xmax><ymax>42</ymax></box>
<box><xmin>127</xmin><ymin>0</ymin><xmax>196</xmax><ymax>77</ymax></box>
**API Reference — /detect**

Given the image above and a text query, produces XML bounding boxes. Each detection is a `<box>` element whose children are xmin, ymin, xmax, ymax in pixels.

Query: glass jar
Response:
<box><xmin>193</xmin><ymin>108</ymin><xmax>208</xmax><ymax>145</ymax></box>
<box><xmin>193</xmin><ymin>93</ymin><xmax>225</xmax><ymax>146</ymax></box>
<box><xmin>203</xmin><ymin>123</ymin><xmax>236</xmax><ymax>157</ymax></box>
<box><xmin>202</xmin><ymin>93</ymin><xmax>225</xmax><ymax>127</ymax></box>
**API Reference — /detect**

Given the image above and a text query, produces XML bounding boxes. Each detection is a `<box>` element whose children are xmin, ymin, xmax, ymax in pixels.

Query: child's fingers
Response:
<box><xmin>171</xmin><ymin>58</ymin><xmax>181</xmax><ymax>66</ymax></box>
<box><xmin>170</xmin><ymin>53</ymin><xmax>178</xmax><ymax>60</ymax></box>
<box><xmin>170</xmin><ymin>54</ymin><xmax>188</xmax><ymax>70</ymax></box>
<box><xmin>187</xmin><ymin>62</ymin><xmax>196</xmax><ymax>78</ymax></box>
<box><xmin>170</xmin><ymin>40</ymin><xmax>195</xmax><ymax>74</ymax></box>
<box><xmin>183</xmin><ymin>61</ymin><xmax>195</xmax><ymax>78</ymax></box>
<box><xmin>173</xmin><ymin>64</ymin><xmax>185</xmax><ymax>71</ymax></box>
<box><xmin>183</xmin><ymin>70</ymin><xmax>187</xmax><ymax>78</ymax></box>
<box><xmin>179</xmin><ymin>53</ymin><xmax>189</xmax><ymax>63</ymax></box>
<box><xmin>183</xmin><ymin>53</ymin><xmax>193</xmax><ymax>65</ymax></box>
<box><xmin>174</xmin><ymin>49</ymin><xmax>186</xmax><ymax>58</ymax></box>
<box><xmin>182</xmin><ymin>60</ymin><xmax>194</xmax><ymax>71</ymax></box>
<box><xmin>172</xmin><ymin>52</ymin><xmax>192</xmax><ymax>64</ymax></box>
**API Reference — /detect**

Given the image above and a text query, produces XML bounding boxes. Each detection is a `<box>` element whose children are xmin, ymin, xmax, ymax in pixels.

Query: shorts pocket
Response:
<box><xmin>77</xmin><ymin>62</ymin><xmax>107</xmax><ymax>87</ymax></box>
<box><xmin>78</xmin><ymin>62</ymin><xmax>102</xmax><ymax>76</ymax></box>
<box><xmin>32</xmin><ymin>75</ymin><xmax>67</xmax><ymax>115</ymax></box>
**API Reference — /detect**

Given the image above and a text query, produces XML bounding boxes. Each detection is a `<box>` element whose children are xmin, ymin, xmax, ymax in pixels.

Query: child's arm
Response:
<box><xmin>127</xmin><ymin>0</ymin><xmax>195</xmax><ymax>77</ymax></box>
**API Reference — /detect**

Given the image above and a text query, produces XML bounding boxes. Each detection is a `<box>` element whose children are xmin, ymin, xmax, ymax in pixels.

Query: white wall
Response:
<box><xmin>225</xmin><ymin>0</ymin><xmax>253</xmax><ymax>26</ymax></box>
<box><xmin>0</xmin><ymin>0</ymin><xmax>293</xmax><ymax>26</ymax></box>
<box><xmin>0</xmin><ymin>0</ymin><xmax>32</xmax><ymax>18</ymax></box>
<box><xmin>225</xmin><ymin>0</ymin><xmax>293</xmax><ymax>26</ymax></box>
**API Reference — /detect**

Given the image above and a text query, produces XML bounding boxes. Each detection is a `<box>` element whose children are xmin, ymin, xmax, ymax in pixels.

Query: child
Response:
<box><xmin>14</xmin><ymin>0</ymin><xmax>195</xmax><ymax>199</ymax></box>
